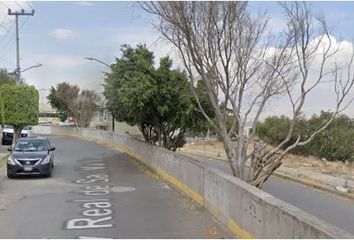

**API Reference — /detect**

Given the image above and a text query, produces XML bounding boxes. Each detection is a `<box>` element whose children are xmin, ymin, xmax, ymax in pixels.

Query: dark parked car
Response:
<box><xmin>7</xmin><ymin>137</ymin><xmax>55</xmax><ymax>178</ymax></box>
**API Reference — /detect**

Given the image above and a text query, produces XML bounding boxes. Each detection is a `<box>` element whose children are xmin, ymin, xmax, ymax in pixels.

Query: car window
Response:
<box><xmin>4</xmin><ymin>125</ymin><xmax>13</xmax><ymax>129</ymax></box>
<box><xmin>14</xmin><ymin>139</ymin><xmax>48</xmax><ymax>152</ymax></box>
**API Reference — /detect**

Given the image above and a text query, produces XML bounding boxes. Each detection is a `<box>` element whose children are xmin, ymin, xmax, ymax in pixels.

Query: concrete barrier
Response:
<box><xmin>32</xmin><ymin>125</ymin><xmax>52</xmax><ymax>135</ymax></box>
<box><xmin>40</xmin><ymin>126</ymin><xmax>354</xmax><ymax>239</ymax></box>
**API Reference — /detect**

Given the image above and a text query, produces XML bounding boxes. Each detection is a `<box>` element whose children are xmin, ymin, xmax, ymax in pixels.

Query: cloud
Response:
<box><xmin>76</xmin><ymin>1</ymin><xmax>94</xmax><ymax>6</ymax></box>
<box><xmin>261</xmin><ymin>35</ymin><xmax>354</xmax><ymax>119</ymax></box>
<box><xmin>49</xmin><ymin>28</ymin><xmax>79</xmax><ymax>40</ymax></box>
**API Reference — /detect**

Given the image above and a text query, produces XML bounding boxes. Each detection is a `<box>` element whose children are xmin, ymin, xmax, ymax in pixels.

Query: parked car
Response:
<box><xmin>7</xmin><ymin>137</ymin><xmax>55</xmax><ymax>178</ymax></box>
<box><xmin>2</xmin><ymin>125</ymin><xmax>32</xmax><ymax>145</ymax></box>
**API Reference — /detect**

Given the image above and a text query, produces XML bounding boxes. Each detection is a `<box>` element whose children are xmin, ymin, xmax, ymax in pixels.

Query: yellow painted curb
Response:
<box><xmin>154</xmin><ymin>167</ymin><xmax>204</xmax><ymax>206</ymax></box>
<box><xmin>228</xmin><ymin>218</ymin><xmax>254</xmax><ymax>239</ymax></box>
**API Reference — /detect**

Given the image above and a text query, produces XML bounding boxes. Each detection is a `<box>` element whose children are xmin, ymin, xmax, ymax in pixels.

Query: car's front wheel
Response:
<box><xmin>45</xmin><ymin>169</ymin><xmax>52</xmax><ymax>178</ymax></box>
<box><xmin>7</xmin><ymin>171</ymin><xmax>15</xmax><ymax>178</ymax></box>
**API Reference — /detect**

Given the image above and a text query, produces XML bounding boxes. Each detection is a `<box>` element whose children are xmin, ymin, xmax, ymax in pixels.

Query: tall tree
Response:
<box><xmin>48</xmin><ymin>82</ymin><xmax>100</xmax><ymax>127</ymax></box>
<box><xmin>141</xmin><ymin>2</ymin><xmax>354</xmax><ymax>188</ymax></box>
<box><xmin>104</xmin><ymin>44</ymin><xmax>211</xmax><ymax>151</ymax></box>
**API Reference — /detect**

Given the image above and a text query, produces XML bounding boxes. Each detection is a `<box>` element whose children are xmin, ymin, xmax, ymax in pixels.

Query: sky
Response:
<box><xmin>1</xmin><ymin>1</ymin><xmax>354</xmax><ymax>118</ymax></box>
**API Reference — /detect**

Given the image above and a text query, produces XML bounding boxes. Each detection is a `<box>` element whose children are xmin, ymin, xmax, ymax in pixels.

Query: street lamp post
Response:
<box><xmin>85</xmin><ymin>57</ymin><xmax>115</xmax><ymax>132</ymax></box>
<box><xmin>20</xmin><ymin>63</ymin><xmax>43</xmax><ymax>73</ymax></box>
<box><xmin>9</xmin><ymin>63</ymin><xmax>43</xmax><ymax>80</ymax></box>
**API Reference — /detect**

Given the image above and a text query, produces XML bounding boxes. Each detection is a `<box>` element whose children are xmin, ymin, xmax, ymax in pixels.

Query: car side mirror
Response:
<box><xmin>7</xmin><ymin>148</ymin><xmax>12</xmax><ymax>152</ymax></box>
<box><xmin>49</xmin><ymin>147</ymin><xmax>56</xmax><ymax>151</ymax></box>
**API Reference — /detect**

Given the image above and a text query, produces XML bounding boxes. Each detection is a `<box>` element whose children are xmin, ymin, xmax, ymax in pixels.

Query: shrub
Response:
<box><xmin>256</xmin><ymin>112</ymin><xmax>354</xmax><ymax>162</ymax></box>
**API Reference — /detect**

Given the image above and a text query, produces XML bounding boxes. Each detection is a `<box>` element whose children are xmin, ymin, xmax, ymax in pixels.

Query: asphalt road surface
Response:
<box><xmin>0</xmin><ymin>136</ymin><xmax>231</xmax><ymax>239</ymax></box>
<box><xmin>180</xmin><ymin>153</ymin><xmax>354</xmax><ymax>235</ymax></box>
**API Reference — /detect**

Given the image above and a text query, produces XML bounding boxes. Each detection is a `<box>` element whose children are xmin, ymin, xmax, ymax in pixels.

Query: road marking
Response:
<box><xmin>65</xmin><ymin>159</ymin><xmax>114</xmax><ymax>230</ymax></box>
<box><xmin>66</xmin><ymin>216</ymin><xmax>113</xmax><ymax>229</ymax></box>
<box><xmin>110</xmin><ymin>186</ymin><xmax>136</xmax><ymax>193</ymax></box>
<box><xmin>78</xmin><ymin>236</ymin><xmax>112</xmax><ymax>239</ymax></box>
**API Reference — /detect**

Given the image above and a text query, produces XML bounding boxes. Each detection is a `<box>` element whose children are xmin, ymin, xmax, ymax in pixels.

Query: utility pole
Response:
<box><xmin>8</xmin><ymin>8</ymin><xmax>35</xmax><ymax>81</ymax></box>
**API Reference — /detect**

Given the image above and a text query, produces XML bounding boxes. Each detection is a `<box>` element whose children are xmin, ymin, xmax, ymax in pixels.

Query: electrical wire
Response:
<box><xmin>25</xmin><ymin>1</ymin><xmax>33</xmax><ymax>10</ymax></box>
<box><xmin>0</xmin><ymin>2</ymin><xmax>10</xmax><ymax>9</ymax></box>
<box><xmin>0</xmin><ymin>15</ymin><xmax>8</xmax><ymax>30</ymax></box>
<box><xmin>0</xmin><ymin>20</ymin><xmax>15</xmax><ymax>45</ymax></box>
<box><xmin>0</xmin><ymin>16</ymin><xmax>29</xmax><ymax>55</ymax></box>
<box><xmin>14</xmin><ymin>1</ymin><xmax>24</xmax><ymax>10</ymax></box>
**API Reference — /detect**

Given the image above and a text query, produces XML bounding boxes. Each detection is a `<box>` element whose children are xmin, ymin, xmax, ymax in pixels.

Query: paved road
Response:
<box><xmin>180</xmin><ymin>153</ymin><xmax>354</xmax><ymax>235</ymax></box>
<box><xmin>0</xmin><ymin>136</ymin><xmax>231</xmax><ymax>238</ymax></box>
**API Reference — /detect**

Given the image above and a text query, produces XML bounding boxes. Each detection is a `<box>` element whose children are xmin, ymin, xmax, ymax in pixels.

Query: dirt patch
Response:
<box><xmin>179</xmin><ymin>140</ymin><xmax>354</xmax><ymax>181</ymax></box>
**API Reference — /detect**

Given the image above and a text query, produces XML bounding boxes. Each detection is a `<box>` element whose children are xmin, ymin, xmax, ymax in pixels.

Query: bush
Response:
<box><xmin>0</xmin><ymin>84</ymin><xmax>39</xmax><ymax>140</ymax></box>
<box><xmin>256</xmin><ymin>112</ymin><xmax>354</xmax><ymax>162</ymax></box>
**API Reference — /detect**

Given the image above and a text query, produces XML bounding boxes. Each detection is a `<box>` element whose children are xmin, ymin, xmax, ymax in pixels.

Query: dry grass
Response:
<box><xmin>180</xmin><ymin>140</ymin><xmax>354</xmax><ymax>181</ymax></box>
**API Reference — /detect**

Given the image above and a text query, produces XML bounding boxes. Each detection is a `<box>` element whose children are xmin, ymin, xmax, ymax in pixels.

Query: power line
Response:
<box><xmin>0</xmin><ymin>26</ymin><xmax>16</xmax><ymax>52</ymax></box>
<box><xmin>25</xmin><ymin>1</ymin><xmax>33</xmax><ymax>10</ymax></box>
<box><xmin>0</xmin><ymin>15</ymin><xmax>8</xmax><ymax>30</ymax></box>
<box><xmin>0</xmin><ymin>16</ymin><xmax>29</xmax><ymax>55</ymax></box>
<box><xmin>14</xmin><ymin>1</ymin><xmax>24</xmax><ymax>10</ymax></box>
<box><xmin>7</xmin><ymin>8</ymin><xmax>34</xmax><ymax>80</ymax></box>
<box><xmin>0</xmin><ymin>2</ymin><xmax>10</xmax><ymax>9</ymax></box>
<box><xmin>0</xmin><ymin>20</ymin><xmax>15</xmax><ymax>45</ymax></box>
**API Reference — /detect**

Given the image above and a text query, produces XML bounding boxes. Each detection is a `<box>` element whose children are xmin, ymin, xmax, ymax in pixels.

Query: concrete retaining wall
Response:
<box><xmin>38</xmin><ymin>126</ymin><xmax>354</xmax><ymax>239</ymax></box>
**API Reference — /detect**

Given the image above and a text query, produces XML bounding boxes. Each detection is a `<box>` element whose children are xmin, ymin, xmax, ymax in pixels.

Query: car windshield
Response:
<box><xmin>14</xmin><ymin>139</ymin><xmax>48</xmax><ymax>152</ymax></box>
<box><xmin>4</xmin><ymin>125</ymin><xmax>13</xmax><ymax>129</ymax></box>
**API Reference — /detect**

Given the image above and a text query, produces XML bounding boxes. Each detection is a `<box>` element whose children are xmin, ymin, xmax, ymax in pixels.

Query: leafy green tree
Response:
<box><xmin>0</xmin><ymin>84</ymin><xmax>39</xmax><ymax>141</ymax></box>
<box><xmin>47</xmin><ymin>82</ymin><xmax>79</xmax><ymax>122</ymax></box>
<box><xmin>104</xmin><ymin>44</ymin><xmax>211</xmax><ymax>151</ymax></box>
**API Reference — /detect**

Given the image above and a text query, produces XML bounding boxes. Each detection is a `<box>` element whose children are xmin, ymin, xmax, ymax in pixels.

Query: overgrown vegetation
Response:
<box><xmin>256</xmin><ymin>112</ymin><xmax>354</xmax><ymax>162</ymax></box>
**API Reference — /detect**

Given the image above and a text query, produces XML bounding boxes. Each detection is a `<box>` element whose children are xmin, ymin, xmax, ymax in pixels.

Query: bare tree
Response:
<box><xmin>141</xmin><ymin>2</ymin><xmax>354</xmax><ymax>188</ymax></box>
<box><xmin>69</xmin><ymin>90</ymin><xmax>101</xmax><ymax>128</ymax></box>
<box><xmin>48</xmin><ymin>82</ymin><xmax>101</xmax><ymax>128</ymax></box>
